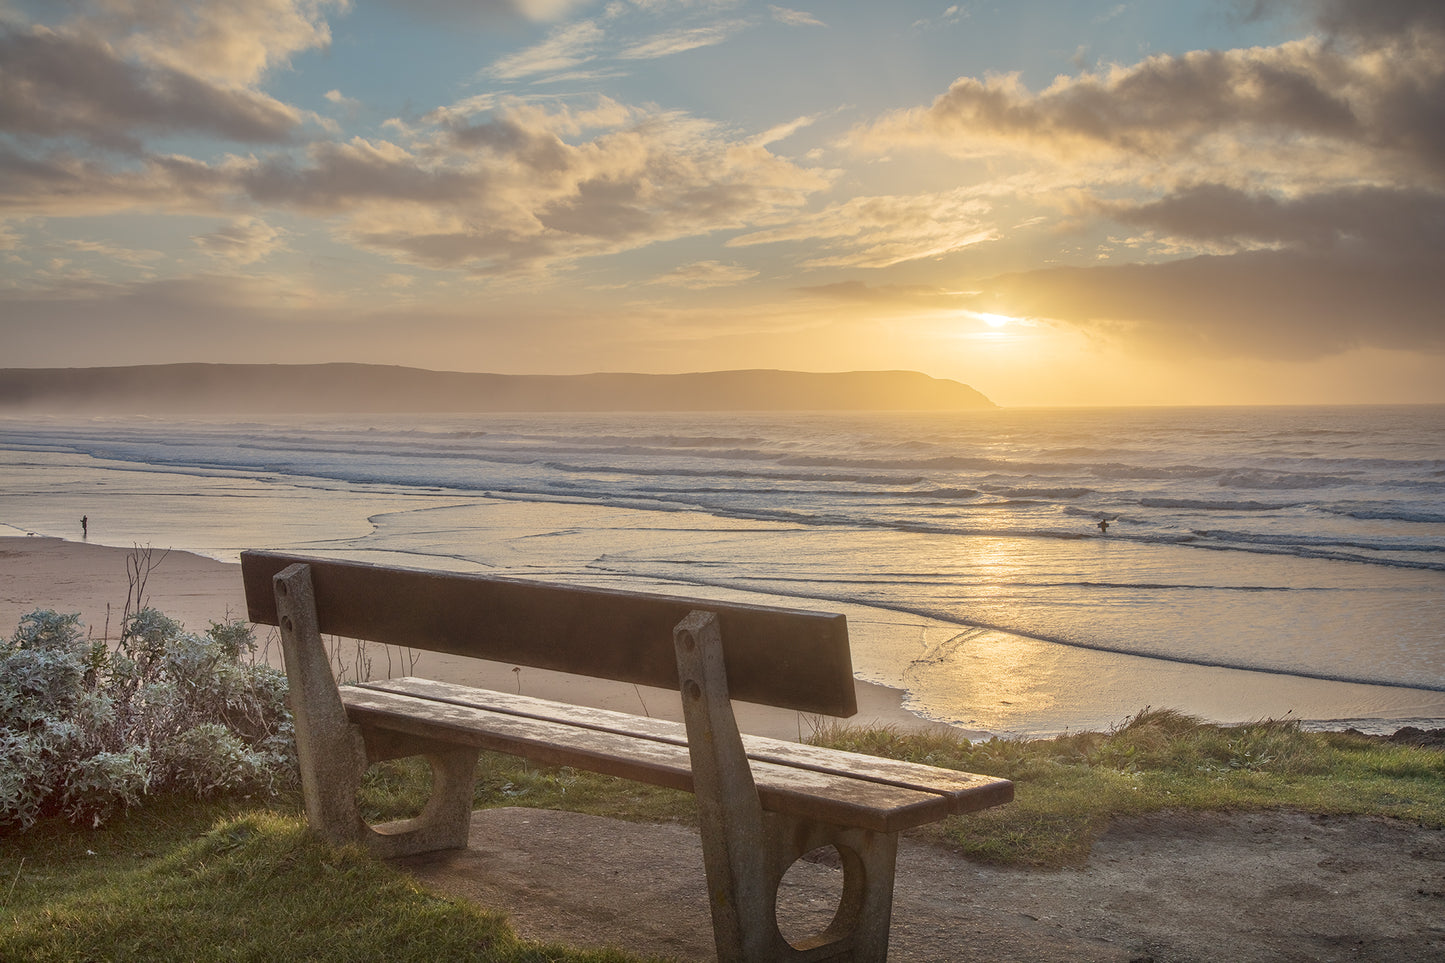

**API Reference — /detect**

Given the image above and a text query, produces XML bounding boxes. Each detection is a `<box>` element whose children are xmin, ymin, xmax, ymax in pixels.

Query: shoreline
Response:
<box><xmin>6</xmin><ymin>534</ymin><xmax>1445</xmax><ymax>740</ymax></box>
<box><xmin>0</xmin><ymin>535</ymin><xmax>937</xmax><ymax>742</ymax></box>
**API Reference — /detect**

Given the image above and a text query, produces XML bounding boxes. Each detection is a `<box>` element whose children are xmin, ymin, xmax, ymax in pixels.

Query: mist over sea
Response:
<box><xmin>3</xmin><ymin>405</ymin><xmax>1443</xmax><ymax>736</ymax></box>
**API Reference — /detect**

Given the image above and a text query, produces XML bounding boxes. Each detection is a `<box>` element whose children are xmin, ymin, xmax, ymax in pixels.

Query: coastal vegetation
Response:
<box><xmin>0</xmin><ymin>608</ymin><xmax>293</xmax><ymax>832</ymax></box>
<box><xmin>2</xmin><ymin>605</ymin><xmax>1442</xmax><ymax>960</ymax></box>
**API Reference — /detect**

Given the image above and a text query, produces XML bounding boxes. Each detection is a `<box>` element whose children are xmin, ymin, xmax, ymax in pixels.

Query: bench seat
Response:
<box><xmin>347</xmin><ymin>678</ymin><xmax>1012</xmax><ymax>835</ymax></box>
<box><xmin>242</xmin><ymin>551</ymin><xmax>1014</xmax><ymax>962</ymax></box>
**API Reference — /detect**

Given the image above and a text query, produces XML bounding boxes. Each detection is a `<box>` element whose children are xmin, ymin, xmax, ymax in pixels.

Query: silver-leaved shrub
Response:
<box><xmin>0</xmin><ymin>608</ymin><xmax>296</xmax><ymax>831</ymax></box>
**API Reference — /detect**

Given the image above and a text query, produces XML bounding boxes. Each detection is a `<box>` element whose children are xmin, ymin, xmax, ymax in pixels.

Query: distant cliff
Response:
<box><xmin>0</xmin><ymin>364</ymin><xmax>996</xmax><ymax>413</ymax></box>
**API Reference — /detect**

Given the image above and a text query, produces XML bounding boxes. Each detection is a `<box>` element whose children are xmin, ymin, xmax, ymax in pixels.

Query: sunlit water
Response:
<box><xmin>2</xmin><ymin>406</ymin><xmax>1442</xmax><ymax>736</ymax></box>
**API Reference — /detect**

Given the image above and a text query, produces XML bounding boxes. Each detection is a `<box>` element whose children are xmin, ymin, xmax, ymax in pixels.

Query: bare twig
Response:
<box><xmin>121</xmin><ymin>544</ymin><xmax>170</xmax><ymax>638</ymax></box>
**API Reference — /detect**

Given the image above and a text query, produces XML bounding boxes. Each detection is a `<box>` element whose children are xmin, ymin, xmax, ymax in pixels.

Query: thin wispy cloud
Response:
<box><xmin>192</xmin><ymin>217</ymin><xmax>289</xmax><ymax>264</ymax></box>
<box><xmin>650</xmin><ymin>259</ymin><xmax>759</xmax><ymax>288</ymax></box>
<box><xmin>619</xmin><ymin>20</ymin><xmax>747</xmax><ymax>59</ymax></box>
<box><xmin>730</xmin><ymin>189</ymin><xmax>995</xmax><ymax>269</ymax></box>
<box><xmin>770</xmin><ymin>6</ymin><xmax>825</xmax><ymax>28</ymax></box>
<box><xmin>487</xmin><ymin>20</ymin><xmax>606</xmax><ymax>79</ymax></box>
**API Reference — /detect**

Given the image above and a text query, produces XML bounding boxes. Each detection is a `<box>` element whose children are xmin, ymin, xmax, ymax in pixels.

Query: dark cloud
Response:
<box><xmin>537</xmin><ymin>177</ymin><xmax>655</xmax><ymax>240</ymax></box>
<box><xmin>1102</xmin><ymin>184</ymin><xmax>1445</xmax><ymax>256</ymax></box>
<box><xmin>1257</xmin><ymin>0</ymin><xmax>1445</xmax><ymax>41</ymax></box>
<box><xmin>876</xmin><ymin>0</ymin><xmax>1445</xmax><ymax>181</ymax></box>
<box><xmin>0</xmin><ymin>146</ymin><xmax>227</xmax><ymax>214</ymax></box>
<box><xmin>1049</xmin><ymin>181</ymin><xmax>1445</xmax><ymax>359</ymax></box>
<box><xmin>239</xmin><ymin>142</ymin><xmax>486</xmax><ymax>211</ymax></box>
<box><xmin>0</xmin><ymin>26</ymin><xmax>301</xmax><ymax>149</ymax></box>
<box><xmin>899</xmin><ymin>48</ymin><xmax>1356</xmax><ymax>154</ymax></box>
<box><xmin>445</xmin><ymin>118</ymin><xmax>571</xmax><ymax>172</ymax></box>
<box><xmin>980</xmin><ymin>250</ymin><xmax>1445</xmax><ymax>360</ymax></box>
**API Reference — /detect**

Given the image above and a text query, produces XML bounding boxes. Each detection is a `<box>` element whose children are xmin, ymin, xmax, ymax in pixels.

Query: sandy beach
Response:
<box><xmin>0</xmin><ymin>535</ymin><xmax>932</xmax><ymax>742</ymax></box>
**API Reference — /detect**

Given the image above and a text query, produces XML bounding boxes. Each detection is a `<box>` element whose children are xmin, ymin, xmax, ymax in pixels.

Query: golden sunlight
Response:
<box><xmin>969</xmin><ymin>311</ymin><xmax>1016</xmax><ymax>328</ymax></box>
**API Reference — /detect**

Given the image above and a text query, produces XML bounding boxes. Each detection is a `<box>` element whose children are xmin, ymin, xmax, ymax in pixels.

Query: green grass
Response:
<box><xmin>0</xmin><ymin>793</ymin><xmax>659</xmax><ymax>962</ymax></box>
<box><xmin>357</xmin><ymin>752</ymin><xmax>694</xmax><ymax>828</ymax></box>
<box><xmin>3</xmin><ymin>710</ymin><xmax>1441</xmax><ymax>960</ymax></box>
<box><xmin>811</xmin><ymin>708</ymin><xmax>1445</xmax><ymax>867</ymax></box>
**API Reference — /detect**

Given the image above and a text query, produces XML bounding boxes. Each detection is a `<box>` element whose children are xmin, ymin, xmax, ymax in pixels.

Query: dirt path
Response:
<box><xmin>402</xmin><ymin>808</ymin><xmax>1444</xmax><ymax>962</ymax></box>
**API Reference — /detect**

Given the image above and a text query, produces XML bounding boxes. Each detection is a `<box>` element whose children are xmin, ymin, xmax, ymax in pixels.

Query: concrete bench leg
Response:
<box><xmin>274</xmin><ymin>563</ymin><xmax>370</xmax><ymax>848</ymax></box>
<box><xmin>361</xmin><ymin>729</ymin><xmax>480</xmax><ymax>858</ymax></box>
<box><xmin>275</xmin><ymin>563</ymin><xmax>478</xmax><ymax>858</ymax></box>
<box><xmin>761</xmin><ymin>813</ymin><xmax>898</xmax><ymax>962</ymax></box>
<box><xmin>675</xmin><ymin>610</ymin><xmax>898</xmax><ymax>963</ymax></box>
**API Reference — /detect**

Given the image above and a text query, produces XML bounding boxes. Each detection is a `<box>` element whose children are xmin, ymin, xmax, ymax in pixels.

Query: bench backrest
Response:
<box><xmin>241</xmin><ymin>551</ymin><xmax>857</xmax><ymax>717</ymax></box>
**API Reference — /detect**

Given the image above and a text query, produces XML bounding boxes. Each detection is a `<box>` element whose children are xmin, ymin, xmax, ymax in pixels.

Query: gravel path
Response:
<box><xmin>401</xmin><ymin>807</ymin><xmax>1445</xmax><ymax>962</ymax></box>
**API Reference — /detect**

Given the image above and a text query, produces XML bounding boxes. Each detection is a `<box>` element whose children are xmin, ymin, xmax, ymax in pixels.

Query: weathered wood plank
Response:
<box><xmin>340</xmin><ymin>687</ymin><xmax>958</xmax><ymax>834</ymax></box>
<box><xmin>241</xmin><ymin>551</ymin><xmax>856</xmax><ymax>717</ymax></box>
<box><xmin>357</xmin><ymin>678</ymin><xmax>1014</xmax><ymax>815</ymax></box>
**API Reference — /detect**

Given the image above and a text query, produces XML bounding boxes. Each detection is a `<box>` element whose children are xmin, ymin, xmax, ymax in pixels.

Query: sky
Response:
<box><xmin>1</xmin><ymin>0</ymin><xmax>1442</xmax><ymax>407</ymax></box>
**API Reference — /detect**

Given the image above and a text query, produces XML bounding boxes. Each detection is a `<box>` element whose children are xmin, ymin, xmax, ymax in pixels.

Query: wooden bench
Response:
<box><xmin>241</xmin><ymin>551</ymin><xmax>1013</xmax><ymax>963</ymax></box>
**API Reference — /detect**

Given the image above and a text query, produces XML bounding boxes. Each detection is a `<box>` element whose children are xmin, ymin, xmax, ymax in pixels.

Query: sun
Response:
<box><xmin>969</xmin><ymin>311</ymin><xmax>1015</xmax><ymax>328</ymax></box>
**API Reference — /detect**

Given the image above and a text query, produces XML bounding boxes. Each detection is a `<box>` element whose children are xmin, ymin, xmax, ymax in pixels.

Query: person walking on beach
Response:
<box><xmin>81</xmin><ymin>515</ymin><xmax>88</xmax><ymax>537</ymax></box>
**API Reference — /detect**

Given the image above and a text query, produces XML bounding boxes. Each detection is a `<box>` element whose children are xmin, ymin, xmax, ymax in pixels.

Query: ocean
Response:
<box><xmin>2</xmin><ymin>405</ymin><xmax>1443</xmax><ymax>737</ymax></box>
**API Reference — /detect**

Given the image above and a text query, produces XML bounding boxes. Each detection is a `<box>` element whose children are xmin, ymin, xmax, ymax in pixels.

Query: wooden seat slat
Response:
<box><xmin>342</xmin><ymin>686</ymin><xmax>956</xmax><ymax>834</ymax></box>
<box><xmin>356</xmin><ymin>678</ymin><xmax>1012</xmax><ymax>816</ymax></box>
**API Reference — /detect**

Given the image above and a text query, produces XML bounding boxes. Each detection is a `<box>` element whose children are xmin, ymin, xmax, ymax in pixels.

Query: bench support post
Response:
<box><xmin>274</xmin><ymin>563</ymin><xmax>477</xmax><ymax>857</ymax></box>
<box><xmin>274</xmin><ymin>563</ymin><xmax>371</xmax><ymax>847</ymax></box>
<box><xmin>675</xmin><ymin>611</ymin><xmax>897</xmax><ymax>962</ymax></box>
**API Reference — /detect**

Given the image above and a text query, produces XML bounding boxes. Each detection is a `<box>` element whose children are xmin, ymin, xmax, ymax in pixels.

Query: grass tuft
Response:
<box><xmin>808</xmin><ymin>710</ymin><xmax>1445</xmax><ymax>867</ymax></box>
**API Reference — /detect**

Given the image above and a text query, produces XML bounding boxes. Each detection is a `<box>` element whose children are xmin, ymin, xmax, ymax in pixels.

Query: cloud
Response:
<box><xmin>324</xmin><ymin>88</ymin><xmax>363</xmax><ymax>113</ymax></box>
<box><xmin>75</xmin><ymin>0</ymin><xmax>344</xmax><ymax>86</ymax></box>
<box><xmin>485</xmin><ymin>5</ymin><xmax>751</xmax><ymax>81</ymax></box>
<box><xmin>0</xmin><ymin>26</ymin><xmax>304</xmax><ymax>150</ymax></box>
<box><xmin>752</xmin><ymin>113</ymin><xmax>820</xmax><ymax>147</ymax></box>
<box><xmin>853</xmin><ymin>0</ymin><xmax>1445</xmax><ymax>361</ymax></box>
<box><xmin>1266</xmin><ymin>0</ymin><xmax>1445</xmax><ymax>42</ymax></box>
<box><xmin>769</xmin><ymin>6</ymin><xmax>825</xmax><ymax>28</ymax></box>
<box><xmin>233</xmin><ymin>98</ymin><xmax>831</xmax><ymax>274</ymax></box>
<box><xmin>0</xmin><ymin>147</ymin><xmax>230</xmax><ymax>216</ymax></box>
<box><xmin>191</xmin><ymin>217</ymin><xmax>288</xmax><ymax>264</ymax></box>
<box><xmin>650</xmin><ymin>259</ymin><xmax>758</xmax><ymax>288</ymax></box>
<box><xmin>1099</xmin><ymin>183</ymin><xmax>1445</xmax><ymax>257</ymax></box>
<box><xmin>856</xmin><ymin>8</ymin><xmax>1445</xmax><ymax>186</ymax></box>
<box><xmin>382</xmin><ymin>0</ymin><xmax>592</xmax><ymax>25</ymax></box>
<box><xmin>487</xmin><ymin>19</ymin><xmax>606</xmax><ymax>80</ymax></box>
<box><xmin>63</xmin><ymin>239</ymin><xmax>166</xmax><ymax>267</ymax></box>
<box><xmin>729</xmin><ymin>189</ymin><xmax>995</xmax><ymax>268</ymax></box>
<box><xmin>911</xmin><ymin>4</ymin><xmax>966</xmax><ymax>30</ymax></box>
<box><xmin>978</xmin><ymin>248</ymin><xmax>1445</xmax><ymax>360</ymax></box>
<box><xmin>619</xmin><ymin>20</ymin><xmax>746</xmax><ymax>59</ymax></box>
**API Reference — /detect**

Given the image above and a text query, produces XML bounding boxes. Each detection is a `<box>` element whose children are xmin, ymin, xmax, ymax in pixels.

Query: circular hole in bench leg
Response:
<box><xmin>775</xmin><ymin>844</ymin><xmax>850</xmax><ymax>950</ymax></box>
